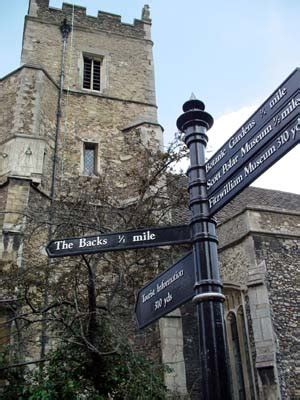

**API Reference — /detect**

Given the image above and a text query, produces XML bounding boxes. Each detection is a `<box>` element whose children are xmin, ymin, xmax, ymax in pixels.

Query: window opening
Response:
<box><xmin>224</xmin><ymin>288</ymin><xmax>257</xmax><ymax>399</ymax></box>
<box><xmin>83</xmin><ymin>143</ymin><xmax>97</xmax><ymax>176</ymax></box>
<box><xmin>83</xmin><ymin>56</ymin><xmax>101</xmax><ymax>91</ymax></box>
<box><xmin>238</xmin><ymin>307</ymin><xmax>256</xmax><ymax>399</ymax></box>
<box><xmin>230</xmin><ymin>312</ymin><xmax>246</xmax><ymax>400</ymax></box>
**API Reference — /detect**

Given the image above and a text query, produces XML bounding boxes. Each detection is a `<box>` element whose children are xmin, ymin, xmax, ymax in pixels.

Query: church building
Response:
<box><xmin>0</xmin><ymin>1</ymin><xmax>299</xmax><ymax>399</ymax></box>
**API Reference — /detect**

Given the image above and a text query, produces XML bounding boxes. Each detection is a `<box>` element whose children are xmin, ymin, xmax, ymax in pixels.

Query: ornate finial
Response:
<box><xmin>182</xmin><ymin>96</ymin><xmax>205</xmax><ymax>113</ymax></box>
<box><xmin>142</xmin><ymin>5</ymin><xmax>151</xmax><ymax>21</ymax></box>
<box><xmin>177</xmin><ymin>97</ymin><xmax>214</xmax><ymax>132</ymax></box>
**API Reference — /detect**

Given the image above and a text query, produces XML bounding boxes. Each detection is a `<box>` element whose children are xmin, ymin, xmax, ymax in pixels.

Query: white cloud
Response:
<box><xmin>207</xmin><ymin>105</ymin><xmax>257</xmax><ymax>156</ymax></box>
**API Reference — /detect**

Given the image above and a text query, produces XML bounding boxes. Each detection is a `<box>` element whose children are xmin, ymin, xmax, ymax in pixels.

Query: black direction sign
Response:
<box><xmin>206</xmin><ymin>68</ymin><xmax>300</xmax><ymax>197</ymax></box>
<box><xmin>46</xmin><ymin>224</ymin><xmax>191</xmax><ymax>258</ymax></box>
<box><xmin>135</xmin><ymin>251</ymin><xmax>194</xmax><ymax>329</ymax></box>
<box><xmin>209</xmin><ymin>113</ymin><xmax>300</xmax><ymax>215</ymax></box>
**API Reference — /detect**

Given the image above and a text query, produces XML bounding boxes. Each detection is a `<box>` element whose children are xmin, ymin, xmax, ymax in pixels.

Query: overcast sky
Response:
<box><xmin>1</xmin><ymin>0</ymin><xmax>299</xmax><ymax>194</ymax></box>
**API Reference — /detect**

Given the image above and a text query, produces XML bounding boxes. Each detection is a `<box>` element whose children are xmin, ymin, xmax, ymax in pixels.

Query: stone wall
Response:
<box><xmin>159</xmin><ymin>310</ymin><xmax>188</xmax><ymax>398</ymax></box>
<box><xmin>0</xmin><ymin>179</ymin><xmax>31</xmax><ymax>264</ymax></box>
<box><xmin>0</xmin><ymin>67</ymin><xmax>58</xmax><ymax>190</ymax></box>
<box><xmin>216</xmin><ymin>201</ymin><xmax>300</xmax><ymax>399</ymax></box>
<box><xmin>58</xmin><ymin>94</ymin><xmax>162</xmax><ymax>188</ymax></box>
<box><xmin>254</xmin><ymin>234</ymin><xmax>300</xmax><ymax>400</ymax></box>
<box><xmin>0</xmin><ymin>71</ymin><xmax>21</xmax><ymax>142</ymax></box>
<box><xmin>0</xmin><ymin>67</ymin><xmax>56</xmax><ymax>139</ymax></box>
<box><xmin>0</xmin><ymin>183</ymin><xmax>8</xmax><ymax>225</ymax></box>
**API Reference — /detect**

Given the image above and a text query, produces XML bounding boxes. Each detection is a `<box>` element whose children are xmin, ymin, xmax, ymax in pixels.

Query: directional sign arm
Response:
<box><xmin>135</xmin><ymin>251</ymin><xmax>194</xmax><ymax>329</ymax></box>
<box><xmin>206</xmin><ymin>69</ymin><xmax>300</xmax><ymax>196</ymax></box>
<box><xmin>209</xmin><ymin>114</ymin><xmax>300</xmax><ymax>215</ymax></box>
<box><xmin>46</xmin><ymin>224</ymin><xmax>191</xmax><ymax>258</ymax></box>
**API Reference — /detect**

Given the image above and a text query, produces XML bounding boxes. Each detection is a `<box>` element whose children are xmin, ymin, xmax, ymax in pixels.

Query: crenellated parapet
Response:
<box><xmin>28</xmin><ymin>0</ymin><xmax>151</xmax><ymax>39</ymax></box>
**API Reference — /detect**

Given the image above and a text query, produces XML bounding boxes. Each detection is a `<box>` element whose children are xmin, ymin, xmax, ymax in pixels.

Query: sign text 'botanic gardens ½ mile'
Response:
<box><xmin>206</xmin><ymin>68</ymin><xmax>300</xmax><ymax>215</ymax></box>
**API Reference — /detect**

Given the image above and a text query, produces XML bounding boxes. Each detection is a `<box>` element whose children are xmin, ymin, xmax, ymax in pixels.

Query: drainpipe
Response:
<box><xmin>50</xmin><ymin>18</ymin><xmax>71</xmax><ymax>203</ymax></box>
<box><xmin>41</xmin><ymin>18</ymin><xmax>71</xmax><ymax>360</ymax></box>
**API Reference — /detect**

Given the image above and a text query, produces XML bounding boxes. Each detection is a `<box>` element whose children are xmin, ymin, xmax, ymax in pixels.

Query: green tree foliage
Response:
<box><xmin>0</xmin><ymin>137</ymin><xmax>188</xmax><ymax>398</ymax></box>
<box><xmin>0</xmin><ymin>341</ymin><xmax>168</xmax><ymax>399</ymax></box>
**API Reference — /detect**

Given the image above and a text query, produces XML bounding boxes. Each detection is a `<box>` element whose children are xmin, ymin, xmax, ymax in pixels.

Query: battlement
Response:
<box><xmin>62</xmin><ymin>2</ymin><xmax>87</xmax><ymax>17</ymax></box>
<box><xmin>28</xmin><ymin>0</ymin><xmax>151</xmax><ymax>39</ymax></box>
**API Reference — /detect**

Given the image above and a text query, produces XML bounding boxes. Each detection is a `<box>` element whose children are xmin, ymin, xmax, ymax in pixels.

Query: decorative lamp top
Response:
<box><xmin>182</xmin><ymin>93</ymin><xmax>205</xmax><ymax>112</ymax></box>
<box><xmin>176</xmin><ymin>94</ymin><xmax>214</xmax><ymax>132</ymax></box>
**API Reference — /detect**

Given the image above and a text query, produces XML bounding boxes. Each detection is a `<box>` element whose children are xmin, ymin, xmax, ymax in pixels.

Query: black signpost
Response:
<box><xmin>46</xmin><ymin>70</ymin><xmax>300</xmax><ymax>400</ymax></box>
<box><xmin>176</xmin><ymin>97</ymin><xmax>231</xmax><ymax>399</ymax></box>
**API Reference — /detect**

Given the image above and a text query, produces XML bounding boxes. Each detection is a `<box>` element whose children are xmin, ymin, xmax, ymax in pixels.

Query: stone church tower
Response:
<box><xmin>0</xmin><ymin>2</ymin><xmax>299</xmax><ymax>400</ymax></box>
<box><xmin>0</xmin><ymin>0</ymin><xmax>174</xmax><ymax>392</ymax></box>
<box><xmin>3</xmin><ymin>0</ymin><xmax>162</xmax><ymax>193</ymax></box>
<box><xmin>0</xmin><ymin>0</ymin><xmax>164</xmax><ymax>300</ymax></box>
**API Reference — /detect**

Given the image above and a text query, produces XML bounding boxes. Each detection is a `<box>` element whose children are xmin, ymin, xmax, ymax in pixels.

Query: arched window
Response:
<box><xmin>237</xmin><ymin>307</ymin><xmax>255</xmax><ymax>399</ymax></box>
<box><xmin>227</xmin><ymin>312</ymin><xmax>246</xmax><ymax>399</ymax></box>
<box><xmin>224</xmin><ymin>285</ymin><xmax>256</xmax><ymax>399</ymax></box>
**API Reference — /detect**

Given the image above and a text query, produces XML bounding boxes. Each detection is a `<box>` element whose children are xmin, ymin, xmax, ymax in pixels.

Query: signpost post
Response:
<box><xmin>46</xmin><ymin>70</ymin><xmax>300</xmax><ymax>400</ymax></box>
<box><xmin>176</xmin><ymin>96</ymin><xmax>231</xmax><ymax>400</ymax></box>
